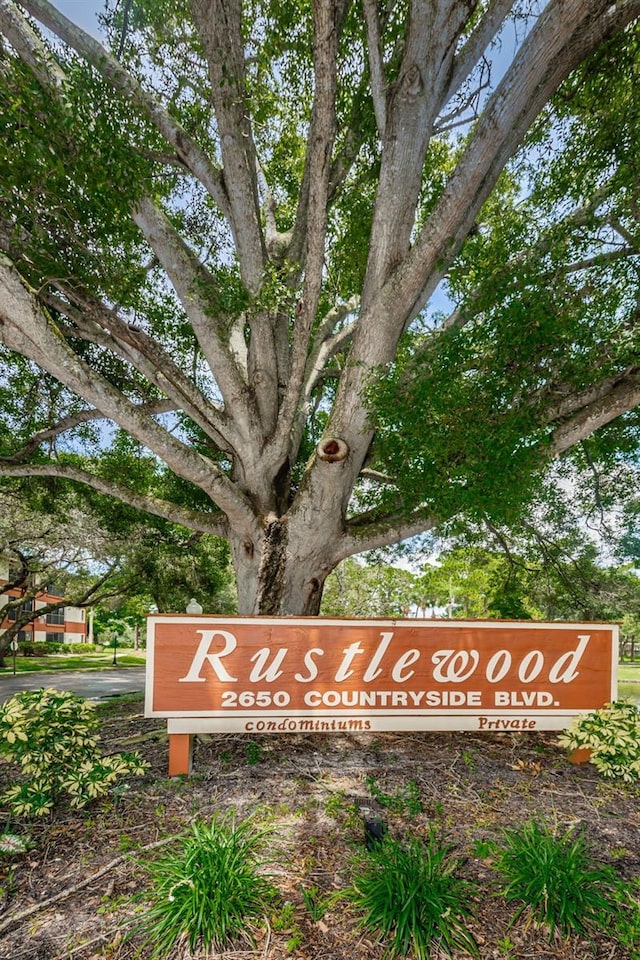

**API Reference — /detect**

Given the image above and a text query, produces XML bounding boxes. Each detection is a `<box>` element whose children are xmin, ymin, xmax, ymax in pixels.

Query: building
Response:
<box><xmin>0</xmin><ymin>558</ymin><xmax>87</xmax><ymax>645</ymax></box>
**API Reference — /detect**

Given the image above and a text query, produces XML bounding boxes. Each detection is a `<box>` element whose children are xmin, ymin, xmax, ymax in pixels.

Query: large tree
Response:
<box><xmin>0</xmin><ymin>0</ymin><xmax>639</xmax><ymax>615</ymax></box>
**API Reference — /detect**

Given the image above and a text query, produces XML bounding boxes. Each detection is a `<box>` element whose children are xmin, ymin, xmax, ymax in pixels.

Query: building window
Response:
<box><xmin>46</xmin><ymin>608</ymin><xmax>65</xmax><ymax>625</ymax></box>
<box><xmin>17</xmin><ymin>630</ymin><xmax>30</xmax><ymax>642</ymax></box>
<box><xmin>6</xmin><ymin>599</ymin><xmax>33</xmax><ymax>621</ymax></box>
<box><xmin>47</xmin><ymin>632</ymin><xmax>65</xmax><ymax>644</ymax></box>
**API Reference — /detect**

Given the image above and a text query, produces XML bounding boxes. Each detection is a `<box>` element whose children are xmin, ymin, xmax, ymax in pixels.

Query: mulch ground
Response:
<box><xmin>0</xmin><ymin>694</ymin><xmax>638</xmax><ymax>960</ymax></box>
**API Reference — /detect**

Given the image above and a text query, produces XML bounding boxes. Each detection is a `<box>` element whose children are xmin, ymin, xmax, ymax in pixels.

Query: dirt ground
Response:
<box><xmin>0</xmin><ymin>693</ymin><xmax>638</xmax><ymax>960</ymax></box>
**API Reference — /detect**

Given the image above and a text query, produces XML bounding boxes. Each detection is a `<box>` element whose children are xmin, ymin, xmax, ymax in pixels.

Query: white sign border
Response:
<box><xmin>146</xmin><ymin>616</ymin><xmax>619</xmax><ymax>729</ymax></box>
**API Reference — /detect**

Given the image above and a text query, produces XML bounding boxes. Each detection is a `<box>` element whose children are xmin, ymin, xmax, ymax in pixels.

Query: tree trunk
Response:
<box><xmin>229</xmin><ymin>516</ymin><xmax>336</xmax><ymax>616</ymax></box>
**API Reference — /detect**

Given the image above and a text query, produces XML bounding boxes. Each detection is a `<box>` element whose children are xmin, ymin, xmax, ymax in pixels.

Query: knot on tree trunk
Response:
<box><xmin>317</xmin><ymin>437</ymin><xmax>349</xmax><ymax>463</ymax></box>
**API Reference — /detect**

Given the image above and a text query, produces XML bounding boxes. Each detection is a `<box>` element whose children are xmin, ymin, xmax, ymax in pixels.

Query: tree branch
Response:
<box><xmin>392</xmin><ymin>0</ymin><xmax>640</xmax><ymax>325</ymax></box>
<box><xmin>362</xmin><ymin>0</ymin><xmax>473</xmax><ymax>308</ymax></box>
<box><xmin>0</xmin><ymin>254</ymin><xmax>259</xmax><ymax>536</ymax></box>
<box><xmin>131</xmin><ymin>198</ymin><xmax>257</xmax><ymax>434</ymax></box>
<box><xmin>188</xmin><ymin>0</ymin><xmax>265</xmax><ymax>293</ymax></box>
<box><xmin>41</xmin><ymin>286</ymin><xmax>236</xmax><ymax>454</ymax></box>
<box><xmin>362</xmin><ymin>0</ymin><xmax>387</xmax><ymax>138</ymax></box>
<box><xmin>0</xmin><ymin>0</ymin><xmax>65</xmax><ymax>90</ymax></box>
<box><xmin>550</xmin><ymin>370</ymin><xmax>640</xmax><ymax>454</ymax></box>
<box><xmin>0</xmin><ymin>399</ymin><xmax>176</xmax><ymax>464</ymax></box>
<box><xmin>336</xmin><ymin>506</ymin><xmax>437</xmax><ymax>559</ymax></box>
<box><xmin>0</xmin><ymin>462</ymin><xmax>229</xmax><ymax>536</ymax></box>
<box><xmin>15</xmin><ymin>0</ymin><xmax>231</xmax><ymax>219</ymax></box>
<box><xmin>440</xmin><ymin>0</ymin><xmax>512</xmax><ymax>109</ymax></box>
<box><xmin>563</xmin><ymin>246</ymin><xmax>638</xmax><ymax>274</ymax></box>
<box><xmin>0</xmin><ymin>835</ymin><xmax>179</xmax><ymax>937</ymax></box>
<box><xmin>272</xmin><ymin>0</ymin><xmax>341</xmax><ymax>461</ymax></box>
<box><xmin>290</xmin><ymin>0</ymin><xmax>349</xmax><ymax>269</ymax></box>
<box><xmin>303</xmin><ymin>296</ymin><xmax>359</xmax><ymax>401</ymax></box>
<box><xmin>0</xmin><ymin>547</ymin><xmax>30</xmax><ymax>594</ymax></box>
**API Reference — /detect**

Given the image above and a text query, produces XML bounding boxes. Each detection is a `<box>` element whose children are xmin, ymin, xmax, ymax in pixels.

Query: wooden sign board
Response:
<box><xmin>146</xmin><ymin>616</ymin><xmax>618</xmax><ymax>737</ymax></box>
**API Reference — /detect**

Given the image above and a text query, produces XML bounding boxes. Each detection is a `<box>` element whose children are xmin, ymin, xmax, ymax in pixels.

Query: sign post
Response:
<box><xmin>145</xmin><ymin>616</ymin><xmax>618</xmax><ymax>775</ymax></box>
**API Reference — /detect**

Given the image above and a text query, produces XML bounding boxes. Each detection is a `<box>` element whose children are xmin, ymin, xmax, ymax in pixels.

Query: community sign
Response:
<box><xmin>145</xmin><ymin>616</ymin><xmax>618</xmax><ymax>735</ymax></box>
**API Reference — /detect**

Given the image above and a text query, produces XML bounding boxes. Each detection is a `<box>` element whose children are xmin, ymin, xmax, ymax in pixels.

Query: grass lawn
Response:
<box><xmin>2</xmin><ymin>653</ymin><xmax>638</xmax><ymax>677</ymax></box>
<box><xmin>618</xmin><ymin>662</ymin><xmax>640</xmax><ymax>682</ymax></box>
<box><xmin>0</xmin><ymin>652</ymin><xmax>146</xmax><ymax>673</ymax></box>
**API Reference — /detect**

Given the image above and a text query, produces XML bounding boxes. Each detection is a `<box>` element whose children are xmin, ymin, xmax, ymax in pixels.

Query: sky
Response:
<box><xmin>51</xmin><ymin>0</ymin><xmax>103</xmax><ymax>36</ymax></box>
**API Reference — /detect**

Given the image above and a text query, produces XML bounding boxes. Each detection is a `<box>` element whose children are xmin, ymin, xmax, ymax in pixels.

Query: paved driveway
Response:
<box><xmin>0</xmin><ymin>666</ymin><xmax>146</xmax><ymax>702</ymax></box>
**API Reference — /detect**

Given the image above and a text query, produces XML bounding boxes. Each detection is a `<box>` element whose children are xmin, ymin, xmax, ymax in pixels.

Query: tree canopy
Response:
<box><xmin>0</xmin><ymin>0</ymin><xmax>639</xmax><ymax>615</ymax></box>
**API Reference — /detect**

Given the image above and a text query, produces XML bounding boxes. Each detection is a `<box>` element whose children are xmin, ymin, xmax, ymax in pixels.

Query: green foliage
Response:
<box><xmin>133</xmin><ymin>816</ymin><xmax>278</xmax><ymax>957</ymax></box>
<box><xmin>0</xmin><ymin>832</ymin><xmax>30</xmax><ymax>856</ymax></box>
<box><xmin>0</xmin><ymin>58</ymin><xmax>154</xmax><ymax>302</ymax></box>
<box><xmin>558</xmin><ymin>700</ymin><xmax>640</xmax><ymax>782</ymax></box>
<box><xmin>349</xmin><ymin>830</ymin><xmax>479</xmax><ymax>959</ymax></box>
<box><xmin>321</xmin><ymin>559</ymin><xmax>419</xmax><ymax>618</ymax></box>
<box><xmin>362</xmin><ymin>26</ymin><xmax>640</xmax><ymax>534</ymax></box>
<box><xmin>104</xmin><ymin>529</ymin><xmax>236</xmax><ymax>615</ymax></box>
<box><xmin>611</xmin><ymin>878</ymin><xmax>640</xmax><ymax>960</ymax></box>
<box><xmin>0</xmin><ymin>689</ymin><xmax>147</xmax><ymax>817</ymax></box>
<box><xmin>369</xmin><ymin>319</ymin><xmax>549</xmax><ymax>526</ymax></box>
<box><xmin>416</xmin><ymin>545</ymin><xmax>534</xmax><ymax>620</ymax></box>
<box><xmin>416</xmin><ymin>528</ymin><xmax>640</xmax><ymax>624</ymax></box>
<box><xmin>365</xmin><ymin>777</ymin><xmax>423</xmax><ymax>819</ymax></box>
<box><xmin>300</xmin><ymin>883</ymin><xmax>342</xmax><ymax>922</ymax></box>
<box><xmin>494</xmin><ymin>820</ymin><xmax>624</xmax><ymax>939</ymax></box>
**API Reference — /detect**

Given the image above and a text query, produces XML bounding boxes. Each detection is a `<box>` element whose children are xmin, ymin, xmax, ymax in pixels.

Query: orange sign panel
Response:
<box><xmin>145</xmin><ymin>617</ymin><xmax>618</xmax><ymax>733</ymax></box>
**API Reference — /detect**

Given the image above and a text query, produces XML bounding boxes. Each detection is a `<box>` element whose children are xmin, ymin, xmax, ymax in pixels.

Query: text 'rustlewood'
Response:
<box><xmin>177</xmin><ymin>629</ymin><xmax>591</xmax><ymax>686</ymax></box>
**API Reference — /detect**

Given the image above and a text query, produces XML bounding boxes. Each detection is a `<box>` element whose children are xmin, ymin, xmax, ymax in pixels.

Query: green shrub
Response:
<box><xmin>40</xmin><ymin>642</ymin><xmax>64</xmax><ymax>654</ymax></box>
<box><xmin>133</xmin><ymin>816</ymin><xmax>277</xmax><ymax>957</ymax></box>
<box><xmin>0</xmin><ymin>688</ymin><xmax>147</xmax><ymax>817</ymax></box>
<box><xmin>64</xmin><ymin>643</ymin><xmax>103</xmax><ymax>654</ymax></box>
<box><xmin>349</xmin><ymin>829</ymin><xmax>479</xmax><ymax>959</ymax></box>
<box><xmin>494</xmin><ymin>820</ymin><xmax>624</xmax><ymax>939</ymax></box>
<box><xmin>558</xmin><ymin>700</ymin><xmax>640</xmax><ymax>781</ymax></box>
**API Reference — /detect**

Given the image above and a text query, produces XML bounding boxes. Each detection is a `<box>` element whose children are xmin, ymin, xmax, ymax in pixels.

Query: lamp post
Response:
<box><xmin>111</xmin><ymin>635</ymin><xmax>118</xmax><ymax>666</ymax></box>
<box><xmin>10</xmin><ymin>638</ymin><xmax>18</xmax><ymax>675</ymax></box>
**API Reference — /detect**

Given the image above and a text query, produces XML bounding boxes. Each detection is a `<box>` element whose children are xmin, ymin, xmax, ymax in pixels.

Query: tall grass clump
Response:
<box><xmin>350</xmin><ymin>829</ymin><xmax>479</xmax><ymax>959</ymax></box>
<box><xmin>134</xmin><ymin>815</ymin><xmax>277</xmax><ymax>957</ymax></box>
<box><xmin>494</xmin><ymin>819</ymin><xmax>624</xmax><ymax>940</ymax></box>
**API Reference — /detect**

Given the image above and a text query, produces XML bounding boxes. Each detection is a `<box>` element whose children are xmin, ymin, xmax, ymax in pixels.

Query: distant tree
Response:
<box><xmin>0</xmin><ymin>488</ymin><xmax>235</xmax><ymax>659</ymax></box>
<box><xmin>418</xmin><ymin>535</ymin><xmax>640</xmax><ymax>627</ymax></box>
<box><xmin>416</xmin><ymin>547</ymin><xmax>533</xmax><ymax>619</ymax></box>
<box><xmin>0</xmin><ymin>490</ymin><xmax>124</xmax><ymax>660</ymax></box>
<box><xmin>321</xmin><ymin>557</ymin><xmax>418</xmax><ymax>617</ymax></box>
<box><xmin>108</xmin><ymin>530</ymin><xmax>237</xmax><ymax>615</ymax></box>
